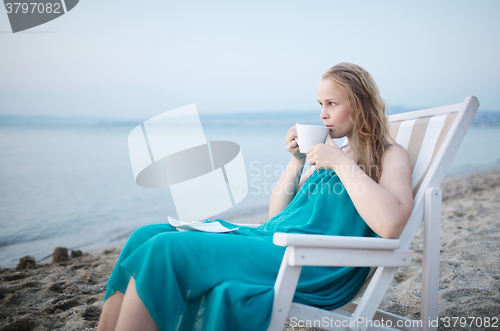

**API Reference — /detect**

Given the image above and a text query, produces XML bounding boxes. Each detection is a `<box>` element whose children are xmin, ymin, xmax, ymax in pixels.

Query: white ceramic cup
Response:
<box><xmin>295</xmin><ymin>124</ymin><xmax>329</xmax><ymax>153</ymax></box>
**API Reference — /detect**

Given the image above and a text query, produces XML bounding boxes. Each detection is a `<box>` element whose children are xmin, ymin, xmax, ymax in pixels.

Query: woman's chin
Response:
<box><xmin>329</xmin><ymin>132</ymin><xmax>341</xmax><ymax>139</ymax></box>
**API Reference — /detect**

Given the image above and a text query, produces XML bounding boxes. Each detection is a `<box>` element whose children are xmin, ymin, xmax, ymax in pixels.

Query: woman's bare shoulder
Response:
<box><xmin>380</xmin><ymin>143</ymin><xmax>412</xmax><ymax>184</ymax></box>
<box><xmin>383</xmin><ymin>143</ymin><xmax>410</xmax><ymax>163</ymax></box>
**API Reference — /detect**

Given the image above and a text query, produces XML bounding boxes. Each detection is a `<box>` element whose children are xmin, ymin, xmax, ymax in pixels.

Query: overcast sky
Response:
<box><xmin>1</xmin><ymin>0</ymin><xmax>499</xmax><ymax>119</ymax></box>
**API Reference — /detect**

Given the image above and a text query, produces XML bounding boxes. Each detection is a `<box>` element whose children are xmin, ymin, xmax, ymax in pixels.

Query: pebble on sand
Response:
<box><xmin>52</xmin><ymin>247</ymin><xmax>69</xmax><ymax>263</ymax></box>
<box><xmin>70</xmin><ymin>250</ymin><xmax>84</xmax><ymax>258</ymax></box>
<box><xmin>15</xmin><ymin>255</ymin><xmax>36</xmax><ymax>271</ymax></box>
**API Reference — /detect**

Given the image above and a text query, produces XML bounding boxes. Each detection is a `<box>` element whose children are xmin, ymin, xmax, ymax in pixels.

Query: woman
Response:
<box><xmin>97</xmin><ymin>63</ymin><xmax>413</xmax><ymax>331</ymax></box>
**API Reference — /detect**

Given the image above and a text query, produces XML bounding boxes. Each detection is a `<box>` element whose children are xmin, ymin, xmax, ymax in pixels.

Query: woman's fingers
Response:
<box><xmin>307</xmin><ymin>145</ymin><xmax>329</xmax><ymax>168</ymax></box>
<box><xmin>286</xmin><ymin>126</ymin><xmax>301</xmax><ymax>154</ymax></box>
<box><xmin>286</xmin><ymin>127</ymin><xmax>298</xmax><ymax>143</ymax></box>
<box><xmin>286</xmin><ymin>139</ymin><xmax>299</xmax><ymax>153</ymax></box>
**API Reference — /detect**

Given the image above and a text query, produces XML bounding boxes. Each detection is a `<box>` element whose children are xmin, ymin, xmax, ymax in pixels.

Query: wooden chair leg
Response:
<box><xmin>421</xmin><ymin>187</ymin><xmax>442</xmax><ymax>331</ymax></box>
<box><xmin>267</xmin><ymin>248</ymin><xmax>303</xmax><ymax>331</ymax></box>
<box><xmin>350</xmin><ymin>266</ymin><xmax>399</xmax><ymax>331</ymax></box>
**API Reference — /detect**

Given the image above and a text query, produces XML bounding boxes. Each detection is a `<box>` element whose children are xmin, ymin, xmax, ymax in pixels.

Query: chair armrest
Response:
<box><xmin>273</xmin><ymin>233</ymin><xmax>400</xmax><ymax>250</ymax></box>
<box><xmin>273</xmin><ymin>233</ymin><xmax>410</xmax><ymax>267</ymax></box>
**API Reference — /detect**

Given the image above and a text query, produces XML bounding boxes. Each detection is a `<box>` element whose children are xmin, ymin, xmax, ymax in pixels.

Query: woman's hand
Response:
<box><xmin>307</xmin><ymin>135</ymin><xmax>348</xmax><ymax>170</ymax></box>
<box><xmin>285</xmin><ymin>126</ymin><xmax>306</xmax><ymax>160</ymax></box>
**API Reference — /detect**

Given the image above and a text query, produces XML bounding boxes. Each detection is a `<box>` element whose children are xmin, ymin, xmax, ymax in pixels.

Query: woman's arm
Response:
<box><xmin>268</xmin><ymin>126</ymin><xmax>308</xmax><ymax>218</ymax></box>
<box><xmin>268</xmin><ymin>156</ymin><xmax>306</xmax><ymax>218</ymax></box>
<box><xmin>308</xmin><ymin>136</ymin><xmax>413</xmax><ymax>239</ymax></box>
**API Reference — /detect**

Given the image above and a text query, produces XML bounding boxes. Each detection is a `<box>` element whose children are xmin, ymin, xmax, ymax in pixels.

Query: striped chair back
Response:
<box><xmin>389</xmin><ymin>111</ymin><xmax>457</xmax><ymax>196</ymax></box>
<box><xmin>390</xmin><ymin>96</ymin><xmax>479</xmax><ymax>248</ymax></box>
<box><xmin>344</xmin><ymin>96</ymin><xmax>478</xmax><ymax>311</ymax></box>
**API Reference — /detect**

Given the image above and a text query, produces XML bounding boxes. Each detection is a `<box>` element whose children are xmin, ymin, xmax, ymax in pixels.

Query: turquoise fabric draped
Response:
<box><xmin>104</xmin><ymin>169</ymin><xmax>376</xmax><ymax>330</ymax></box>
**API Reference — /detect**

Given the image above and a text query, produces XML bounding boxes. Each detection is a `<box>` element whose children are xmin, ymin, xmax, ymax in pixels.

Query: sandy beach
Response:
<box><xmin>1</xmin><ymin>168</ymin><xmax>499</xmax><ymax>331</ymax></box>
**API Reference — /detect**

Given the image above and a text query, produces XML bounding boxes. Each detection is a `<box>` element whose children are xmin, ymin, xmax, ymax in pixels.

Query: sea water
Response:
<box><xmin>0</xmin><ymin>119</ymin><xmax>499</xmax><ymax>268</ymax></box>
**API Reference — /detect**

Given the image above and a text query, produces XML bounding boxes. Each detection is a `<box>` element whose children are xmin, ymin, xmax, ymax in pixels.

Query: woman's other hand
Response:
<box><xmin>307</xmin><ymin>135</ymin><xmax>348</xmax><ymax>170</ymax></box>
<box><xmin>285</xmin><ymin>126</ymin><xmax>306</xmax><ymax>160</ymax></box>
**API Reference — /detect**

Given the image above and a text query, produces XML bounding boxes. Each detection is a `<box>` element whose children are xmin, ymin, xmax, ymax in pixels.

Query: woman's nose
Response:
<box><xmin>320</xmin><ymin>108</ymin><xmax>329</xmax><ymax>119</ymax></box>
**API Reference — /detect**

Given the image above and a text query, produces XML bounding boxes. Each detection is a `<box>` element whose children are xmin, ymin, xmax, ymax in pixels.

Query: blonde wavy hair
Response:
<box><xmin>322</xmin><ymin>63</ymin><xmax>392</xmax><ymax>183</ymax></box>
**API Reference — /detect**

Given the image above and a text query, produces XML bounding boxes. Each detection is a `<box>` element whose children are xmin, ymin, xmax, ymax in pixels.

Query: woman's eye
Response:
<box><xmin>330</xmin><ymin>102</ymin><xmax>336</xmax><ymax>106</ymax></box>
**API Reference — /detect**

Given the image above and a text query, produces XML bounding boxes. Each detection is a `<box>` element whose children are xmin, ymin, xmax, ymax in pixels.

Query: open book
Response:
<box><xmin>167</xmin><ymin>216</ymin><xmax>239</xmax><ymax>233</ymax></box>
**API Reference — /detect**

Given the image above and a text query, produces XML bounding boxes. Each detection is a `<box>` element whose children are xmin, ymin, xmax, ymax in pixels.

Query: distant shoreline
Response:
<box><xmin>1</xmin><ymin>109</ymin><xmax>500</xmax><ymax>127</ymax></box>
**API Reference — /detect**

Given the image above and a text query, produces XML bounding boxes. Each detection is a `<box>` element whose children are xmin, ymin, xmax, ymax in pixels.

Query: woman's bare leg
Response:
<box><xmin>114</xmin><ymin>277</ymin><xmax>160</xmax><ymax>331</ymax></box>
<box><xmin>96</xmin><ymin>291</ymin><xmax>125</xmax><ymax>331</ymax></box>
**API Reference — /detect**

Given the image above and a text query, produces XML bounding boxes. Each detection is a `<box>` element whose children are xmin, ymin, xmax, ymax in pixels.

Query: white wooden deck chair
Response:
<box><xmin>266</xmin><ymin>96</ymin><xmax>479</xmax><ymax>331</ymax></box>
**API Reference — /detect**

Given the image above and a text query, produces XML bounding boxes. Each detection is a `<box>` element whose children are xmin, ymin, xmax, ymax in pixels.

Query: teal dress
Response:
<box><xmin>104</xmin><ymin>169</ymin><xmax>376</xmax><ymax>330</ymax></box>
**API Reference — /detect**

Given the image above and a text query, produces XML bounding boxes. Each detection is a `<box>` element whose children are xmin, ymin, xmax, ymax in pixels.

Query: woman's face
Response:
<box><xmin>317</xmin><ymin>79</ymin><xmax>354</xmax><ymax>139</ymax></box>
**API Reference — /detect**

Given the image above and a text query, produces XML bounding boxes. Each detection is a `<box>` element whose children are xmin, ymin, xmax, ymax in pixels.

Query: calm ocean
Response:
<box><xmin>1</xmin><ymin>115</ymin><xmax>499</xmax><ymax>268</ymax></box>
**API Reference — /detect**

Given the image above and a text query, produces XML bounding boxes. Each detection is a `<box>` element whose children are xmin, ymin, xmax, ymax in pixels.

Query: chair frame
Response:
<box><xmin>265</xmin><ymin>96</ymin><xmax>479</xmax><ymax>331</ymax></box>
